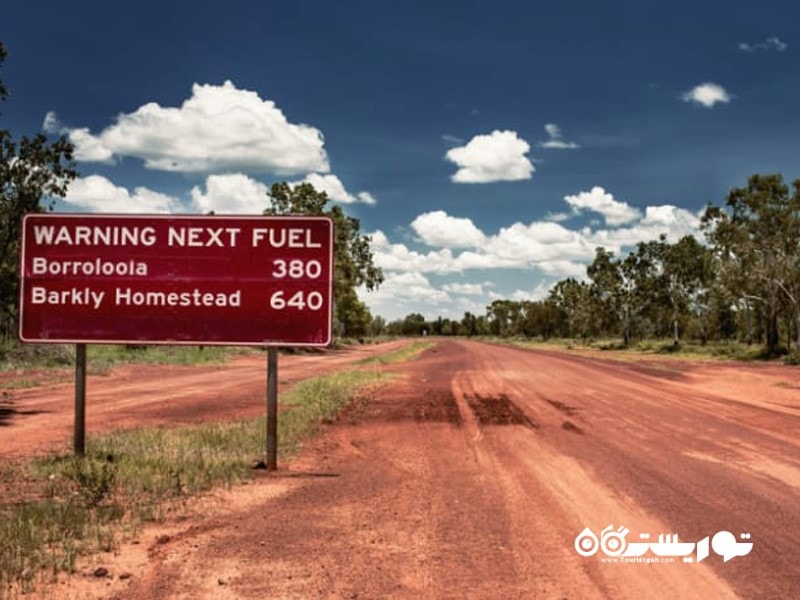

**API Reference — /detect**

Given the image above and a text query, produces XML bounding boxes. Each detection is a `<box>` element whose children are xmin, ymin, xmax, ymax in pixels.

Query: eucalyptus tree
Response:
<box><xmin>548</xmin><ymin>277</ymin><xmax>596</xmax><ymax>339</ymax></box>
<box><xmin>633</xmin><ymin>235</ymin><xmax>716</xmax><ymax>346</ymax></box>
<box><xmin>702</xmin><ymin>174</ymin><xmax>800</xmax><ymax>353</ymax></box>
<box><xmin>265</xmin><ymin>182</ymin><xmax>384</xmax><ymax>338</ymax></box>
<box><xmin>587</xmin><ymin>248</ymin><xmax>645</xmax><ymax>345</ymax></box>
<box><xmin>0</xmin><ymin>42</ymin><xmax>77</xmax><ymax>339</ymax></box>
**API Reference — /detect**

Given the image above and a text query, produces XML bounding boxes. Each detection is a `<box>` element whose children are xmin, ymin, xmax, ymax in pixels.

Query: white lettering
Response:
<box><xmin>29</xmin><ymin>286</ymin><xmax>104</xmax><ymax>309</ymax></box>
<box><xmin>168</xmin><ymin>227</ymin><xmax>241</xmax><ymax>247</ymax></box>
<box><xmin>32</xmin><ymin>225</ymin><xmax>156</xmax><ymax>246</ymax></box>
<box><xmin>115</xmin><ymin>288</ymin><xmax>241</xmax><ymax>307</ymax></box>
<box><xmin>251</xmin><ymin>227</ymin><xmax>322</xmax><ymax>248</ymax></box>
<box><xmin>29</xmin><ymin>258</ymin><xmax>148</xmax><ymax>277</ymax></box>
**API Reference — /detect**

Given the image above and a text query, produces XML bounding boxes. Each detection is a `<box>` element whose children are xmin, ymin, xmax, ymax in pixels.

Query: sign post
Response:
<box><xmin>19</xmin><ymin>214</ymin><xmax>334</xmax><ymax>461</ymax></box>
<box><xmin>266</xmin><ymin>348</ymin><xmax>278</xmax><ymax>470</ymax></box>
<box><xmin>74</xmin><ymin>343</ymin><xmax>86</xmax><ymax>455</ymax></box>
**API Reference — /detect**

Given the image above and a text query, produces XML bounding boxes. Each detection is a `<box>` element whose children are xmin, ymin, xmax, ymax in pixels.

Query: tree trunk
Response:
<box><xmin>744</xmin><ymin>298</ymin><xmax>753</xmax><ymax>345</ymax></box>
<box><xmin>766</xmin><ymin>284</ymin><xmax>780</xmax><ymax>354</ymax></box>
<box><xmin>795</xmin><ymin>304</ymin><xmax>800</xmax><ymax>350</ymax></box>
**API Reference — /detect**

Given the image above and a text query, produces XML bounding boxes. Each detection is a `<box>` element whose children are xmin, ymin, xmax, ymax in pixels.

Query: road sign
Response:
<box><xmin>19</xmin><ymin>214</ymin><xmax>334</xmax><ymax>346</ymax></box>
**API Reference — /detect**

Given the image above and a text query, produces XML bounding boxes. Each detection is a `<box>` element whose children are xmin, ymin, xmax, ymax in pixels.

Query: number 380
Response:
<box><xmin>272</xmin><ymin>259</ymin><xmax>322</xmax><ymax>279</ymax></box>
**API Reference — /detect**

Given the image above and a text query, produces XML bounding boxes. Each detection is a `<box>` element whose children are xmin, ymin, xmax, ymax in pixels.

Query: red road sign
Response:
<box><xmin>19</xmin><ymin>214</ymin><xmax>333</xmax><ymax>346</ymax></box>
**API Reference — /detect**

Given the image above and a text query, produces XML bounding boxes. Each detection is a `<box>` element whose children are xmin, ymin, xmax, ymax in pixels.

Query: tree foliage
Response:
<box><xmin>702</xmin><ymin>174</ymin><xmax>800</xmax><ymax>353</ymax></box>
<box><xmin>264</xmin><ymin>182</ymin><xmax>384</xmax><ymax>338</ymax></box>
<box><xmin>387</xmin><ymin>173</ymin><xmax>800</xmax><ymax>357</ymax></box>
<box><xmin>0</xmin><ymin>42</ymin><xmax>77</xmax><ymax>338</ymax></box>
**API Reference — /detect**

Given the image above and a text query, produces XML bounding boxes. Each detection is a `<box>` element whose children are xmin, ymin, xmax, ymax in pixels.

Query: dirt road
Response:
<box><xmin>6</xmin><ymin>339</ymin><xmax>800</xmax><ymax>599</ymax></box>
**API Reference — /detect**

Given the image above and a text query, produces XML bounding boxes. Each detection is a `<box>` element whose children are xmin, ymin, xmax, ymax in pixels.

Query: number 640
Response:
<box><xmin>270</xmin><ymin>290</ymin><xmax>324</xmax><ymax>311</ymax></box>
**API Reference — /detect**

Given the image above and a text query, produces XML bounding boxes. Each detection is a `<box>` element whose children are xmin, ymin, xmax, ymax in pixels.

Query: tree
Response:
<box><xmin>548</xmin><ymin>277</ymin><xmax>596</xmax><ymax>339</ymax></box>
<box><xmin>1</xmin><ymin>42</ymin><xmax>77</xmax><ymax>338</ymax></box>
<box><xmin>486</xmin><ymin>300</ymin><xmax>518</xmax><ymax>336</ymax></box>
<box><xmin>633</xmin><ymin>235</ymin><xmax>709</xmax><ymax>346</ymax></box>
<box><xmin>702</xmin><ymin>174</ymin><xmax>800</xmax><ymax>353</ymax></box>
<box><xmin>400</xmin><ymin>312</ymin><xmax>426</xmax><ymax>336</ymax></box>
<box><xmin>264</xmin><ymin>182</ymin><xmax>384</xmax><ymax>339</ymax></box>
<box><xmin>665</xmin><ymin>235</ymin><xmax>716</xmax><ymax>345</ymax></box>
<box><xmin>587</xmin><ymin>247</ymin><xmax>644</xmax><ymax>346</ymax></box>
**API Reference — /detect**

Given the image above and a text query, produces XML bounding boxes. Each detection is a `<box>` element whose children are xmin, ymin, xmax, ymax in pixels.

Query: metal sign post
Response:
<box><xmin>266</xmin><ymin>348</ymin><xmax>278</xmax><ymax>470</ymax></box>
<box><xmin>74</xmin><ymin>343</ymin><xmax>87</xmax><ymax>455</ymax></box>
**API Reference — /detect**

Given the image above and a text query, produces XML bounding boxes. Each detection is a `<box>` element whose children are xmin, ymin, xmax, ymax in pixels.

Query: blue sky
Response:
<box><xmin>3</xmin><ymin>1</ymin><xmax>798</xmax><ymax>320</ymax></box>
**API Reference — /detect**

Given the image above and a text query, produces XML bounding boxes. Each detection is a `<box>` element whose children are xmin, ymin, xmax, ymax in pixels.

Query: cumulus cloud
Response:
<box><xmin>586</xmin><ymin>205</ymin><xmax>701</xmax><ymax>252</ymax></box>
<box><xmin>44</xmin><ymin>111</ymin><xmax>116</xmax><ymax>163</ymax></box>
<box><xmin>190</xmin><ymin>173</ymin><xmax>270</xmax><ymax>214</ymax></box>
<box><xmin>739</xmin><ymin>36</ymin><xmax>787</xmax><ymax>53</ymax></box>
<box><xmin>369</xmin><ymin>230</ymin><xmax>461</xmax><ymax>274</ymax></box>
<box><xmin>510</xmin><ymin>282</ymin><xmax>556</xmax><ymax>302</ymax></box>
<box><xmin>411</xmin><ymin>210</ymin><xmax>486</xmax><ymax>248</ymax></box>
<box><xmin>56</xmin><ymin>81</ymin><xmax>329</xmax><ymax>174</ymax></box>
<box><xmin>364</xmin><ymin>195</ymin><xmax>705</xmax><ymax>319</ymax></box>
<box><xmin>540</xmin><ymin>123</ymin><xmax>579</xmax><ymax>149</ymax></box>
<box><xmin>681</xmin><ymin>82</ymin><xmax>731</xmax><ymax>108</ymax></box>
<box><xmin>564</xmin><ymin>186</ymin><xmax>641</xmax><ymax>226</ymax></box>
<box><xmin>361</xmin><ymin>272</ymin><xmax>451</xmax><ymax>321</ymax></box>
<box><xmin>370</xmin><ymin>272</ymin><xmax>450</xmax><ymax>303</ymax></box>
<box><xmin>371</xmin><ymin>193</ymin><xmax>702</xmax><ymax>282</ymax></box>
<box><xmin>289</xmin><ymin>173</ymin><xmax>376</xmax><ymax>205</ymax></box>
<box><xmin>442</xmin><ymin>282</ymin><xmax>489</xmax><ymax>295</ymax></box>
<box><xmin>63</xmin><ymin>175</ymin><xmax>179</xmax><ymax>213</ymax></box>
<box><xmin>357</xmin><ymin>191</ymin><xmax>377</xmax><ymax>205</ymax></box>
<box><xmin>445</xmin><ymin>130</ymin><xmax>534</xmax><ymax>183</ymax></box>
<box><xmin>482</xmin><ymin>221</ymin><xmax>596</xmax><ymax>267</ymax></box>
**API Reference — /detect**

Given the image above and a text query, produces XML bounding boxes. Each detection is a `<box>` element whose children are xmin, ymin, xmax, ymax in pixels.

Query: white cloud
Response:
<box><xmin>510</xmin><ymin>282</ymin><xmax>556</xmax><ymax>302</ymax></box>
<box><xmin>63</xmin><ymin>175</ymin><xmax>178</xmax><ymax>213</ymax></box>
<box><xmin>441</xmin><ymin>133</ymin><xmax>465</xmax><ymax>145</ymax></box>
<box><xmin>42</xmin><ymin>111</ymin><xmax>61</xmax><ymax>134</ymax></box>
<box><xmin>564</xmin><ymin>186</ymin><xmax>641</xmax><ymax>226</ymax></box>
<box><xmin>44</xmin><ymin>112</ymin><xmax>116</xmax><ymax>163</ymax></box>
<box><xmin>368</xmin><ymin>272</ymin><xmax>450</xmax><ymax>303</ymax></box>
<box><xmin>445</xmin><ymin>130</ymin><xmax>534</xmax><ymax>183</ymax></box>
<box><xmin>371</xmin><ymin>216</ymin><xmax>596</xmax><ymax>279</ymax></box>
<box><xmin>739</xmin><ymin>36</ymin><xmax>787</xmax><ymax>53</ymax></box>
<box><xmin>364</xmin><ymin>197</ymin><xmax>705</xmax><ymax>319</ymax></box>
<box><xmin>290</xmin><ymin>173</ymin><xmax>376</xmax><ymax>205</ymax></box>
<box><xmin>681</xmin><ymin>82</ymin><xmax>731</xmax><ymax>108</ymax></box>
<box><xmin>60</xmin><ymin>81</ymin><xmax>329</xmax><ymax>174</ymax></box>
<box><xmin>190</xmin><ymin>173</ymin><xmax>270</xmax><ymax>214</ymax></box>
<box><xmin>357</xmin><ymin>191</ymin><xmax>377</xmax><ymax>205</ymax></box>
<box><xmin>442</xmin><ymin>282</ymin><xmax>489</xmax><ymax>295</ymax></box>
<box><xmin>369</xmin><ymin>230</ymin><xmax>461</xmax><ymax>274</ymax></box>
<box><xmin>411</xmin><ymin>210</ymin><xmax>486</xmax><ymax>248</ymax></box>
<box><xmin>541</xmin><ymin>123</ymin><xmax>579</xmax><ymax>149</ymax></box>
<box><xmin>360</xmin><ymin>272</ymin><xmax>452</xmax><ymax>320</ymax></box>
<box><xmin>544</xmin><ymin>211</ymin><xmax>571</xmax><ymax>223</ymax></box>
<box><xmin>483</xmin><ymin>221</ymin><xmax>596</xmax><ymax>267</ymax></box>
<box><xmin>585</xmin><ymin>205</ymin><xmax>702</xmax><ymax>252</ymax></box>
<box><xmin>371</xmin><ymin>195</ymin><xmax>702</xmax><ymax>283</ymax></box>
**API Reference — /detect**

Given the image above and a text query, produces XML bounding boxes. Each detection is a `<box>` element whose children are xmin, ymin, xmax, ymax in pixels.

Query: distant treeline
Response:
<box><xmin>379</xmin><ymin>174</ymin><xmax>800</xmax><ymax>356</ymax></box>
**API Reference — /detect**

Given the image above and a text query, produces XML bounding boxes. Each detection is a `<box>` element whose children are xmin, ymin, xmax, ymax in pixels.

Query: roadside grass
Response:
<box><xmin>357</xmin><ymin>339</ymin><xmax>433</xmax><ymax>365</ymax></box>
<box><xmin>0</xmin><ymin>348</ymin><xmax>414</xmax><ymax>596</ymax></box>
<box><xmin>493</xmin><ymin>337</ymin><xmax>778</xmax><ymax>362</ymax></box>
<box><xmin>0</xmin><ymin>341</ymin><xmax>253</xmax><ymax>373</ymax></box>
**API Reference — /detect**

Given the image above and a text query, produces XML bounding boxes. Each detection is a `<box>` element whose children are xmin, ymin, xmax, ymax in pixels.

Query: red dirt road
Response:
<box><xmin>6</xmin><ymin>339</ymin><xmax>800</xmax><ymax>599</ymax></box>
